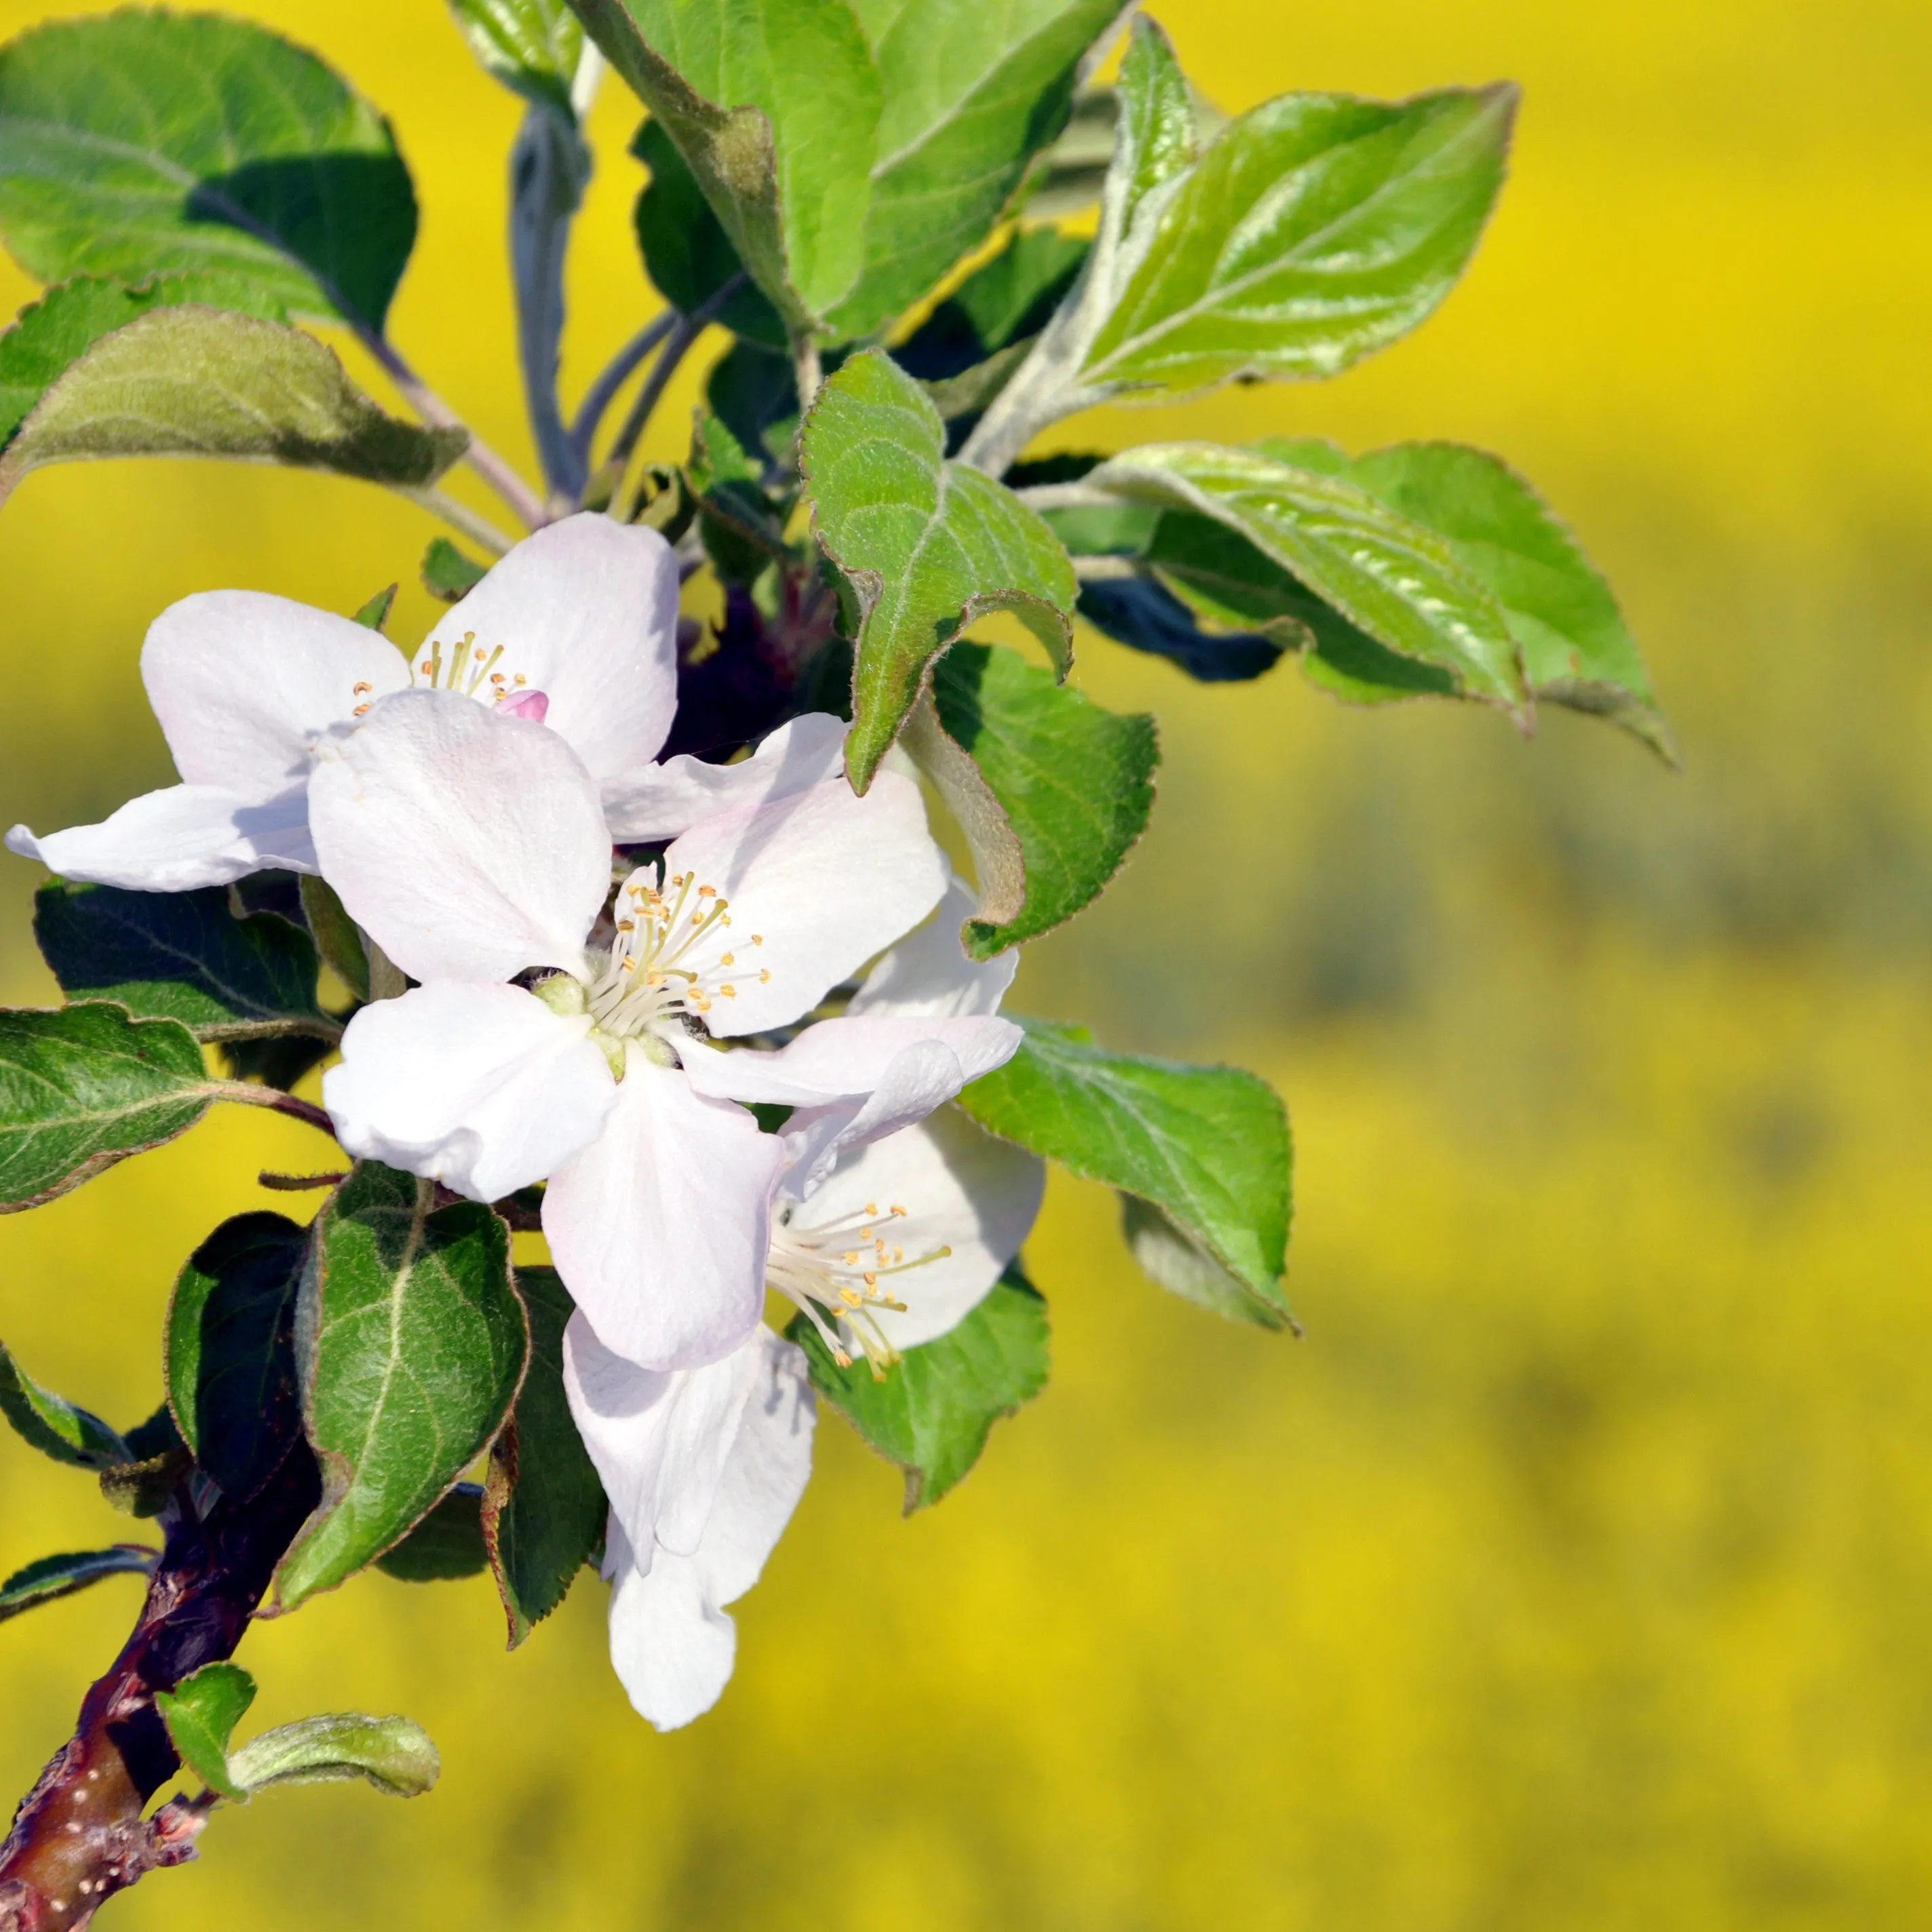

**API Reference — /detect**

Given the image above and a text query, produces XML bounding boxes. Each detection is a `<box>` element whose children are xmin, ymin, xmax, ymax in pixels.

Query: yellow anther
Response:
<box><xmin>889</xmin><ymin>1204</ymin><xmax>908</xmax><ymax>1216</ymax></box>
<box><xmin>514</xmin><ymin>672</ymin><xmax>527</xmax><ymax>685</ymax></box>
<box><xmin>843</xmin><ymin>1252</ymin><xmax>859</xmax><ymax>1265</ymax></box>
<box><xmin>759</xmin><ymin>969</ymin><xmax>771</xmax><ymax>984</ymax></box>
<box><xmin>719</xmin><ymin>985</ymin><xmax>736</xmax><ymax>997</ymax></box>
<box><xmin>752</xmin><ymin>935</ymin><xmax>765</xmax><ymax>946</ymax></box>
<box><xmin>490</xmin><ymin>672</ymin><xmax>505</xmax><ymax>684</ymax></box>
<box><xmin>352</xmin><ymin>681</ymin><xmax>372</xmax><ymax>695</ymax></box>
<box><xmin>618</xmin><ymin>919</ymin><xmax>636</xmax><ymax>932</ymax></box>
<box><xmin>720</xmin><ymin>952</ymin><xmax>735</xmax><ymax>966</ymax></box>
<box><xmin>620</xmin><ymin>958</ymin><xmax>636</xmax><ymax>973</ymax></box>
<box><xmin>698</xmin><ymin>885</ymin><xmax>716</xmax><ymax>899</ymax></box>
<box><xmin>866</xmin><ymin>1203</ymin><xmax>878</xmax><ymax>1216</ymax></box>
<box><xmin>353</xmin><ymin>703</ymin><xmax>370</xmax><ymax>716</ymax></box>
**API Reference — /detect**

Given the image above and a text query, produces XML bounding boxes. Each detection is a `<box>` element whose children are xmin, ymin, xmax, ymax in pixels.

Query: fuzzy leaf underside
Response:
<box><xmin>0</xmin><ymin>1545</ymin><xmax>156</xmax><ymax>1623</ymax></box>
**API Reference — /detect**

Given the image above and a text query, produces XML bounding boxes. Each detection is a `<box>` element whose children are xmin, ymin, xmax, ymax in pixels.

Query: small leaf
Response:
<box><xmin>482</xmin><ymin>1267</ymin><xmax>606</xmax><ymax>1646</ymax></box>
<box><xmin>1085</xmin><ymin>444</ymin><xmax>1528</xmax><ymax>713</ymax></box>
<box><xmin>960</xmin><ymin>1018</ymin><xmax>1294</xmax><ymax>1326</ymax></box>
<box><xmin>790</xmin><ymin>1265</ymin><xmax>1049</xmax><ymax>1510</ymax></box>
<box><xmin>226</xmin><ymin>1713</ymin><xmax>439</xmax><ymax>1799</ymax></box>
<box><xmin>0</xmin><ymin>309</ymin><xmax>467</xmax><ymax>504</ymax></box>
<box><xmin>375</xmin><ymin>1482</ymin><xmax>488</xmax><ymax>1582</ymax></box>
<box><xmin>0</xmin><ymin>10</ymin><xmax>417</xmax><ymax>331</ymax></box>
<box><xmin>155</xmin><ymin>1661</ymin><xmax>256</xmax><ymax>1803</ymax></box>
<box><xmin>446</xmin><ymin>0</ymin><xmax>583</xmax><ymax>119</ymax></box>
<box><xmin>421</xmin><ymin>536</ymin><xmax>488</xmax><ymax>604</ymax></box>
<box><xmin>0</xmin><ymin>273</ymin><xmax>288</xmax><ymax>446</ymax></box>
<box><xmin>1075</xmin><ymin>576</ymin><xmax>1286</xmax><ymax>683</ymax></box>
<box><xmin>0</xmin><ymin>1338</ymin><xmax>127</xmax><ymax>1467</ymax></box>
<box><xmin>0</xmin><ymin>1003</ymin><xmax>214</xmax><ymax>1213</ymax></box>
<box><xmin>0</xmin><ymin>1545</ymin><xmax>156</xmax><ymax>1624</ymax></box>
<box><xmin>34</xmin><ymin>881</ymin><xmax>328</xmax><ymax>1041</ymax></box>
<box><xmin>800</xmin><ymin>349</ymin><xmax>1076</xmax><ymax>790</ymax></box>
<box><xmin>926</xmin><ymin>642</ymin><xmax>1157</xmax><ymax>957</ymax></box>
<box><xmin>351</xmin><ymin>584</ymin><xmax>397</xmax><ymax>633</ymax></box>
<box><xmin>273</xmin><ymin>1163</ymin><xmax>528</xmax><ymax>1610</ymax></box>
<box><xmin>1081</xmin><ymin>84</ymin><xmax>1516</xmax><ymax>395</ymax></box>
<box><xmin>167</xmin><ymin>1212</ymin><xmax>307</xmax><ymax>1501</ymax></box>
<box><xmin>99</xmin><ymin>1437</ymin><xmax>193</xmax><ymax>1518</ymax></box>
<box><xmin>1121</xmin><ymin>1194</ymin><xmax>1288</xmax><ymax>1330</ymax></box>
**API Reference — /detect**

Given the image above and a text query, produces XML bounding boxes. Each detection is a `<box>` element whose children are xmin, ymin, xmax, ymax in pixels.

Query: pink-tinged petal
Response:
<box><xmin>562</xmin><ymin>1316</ymin><xmax>762</xmax><ymax>1562</ymax></box>
<box><xmin>599</xmin><ymin>1330</ymin><xmax>813</xmax><ymax>1731</ymax></box>
<box><xmin>322</xmin><ymin>982</ymin><xmax>615</xmax><ymax>1202</ymax></box>
<box><xmin>143</xmin><ymin>592</ymin><xmax>408</xmax><ymax>794</ymax></box>
<box><xmin>419</xmin><ymin>514</ymin><xmax>678</xmax><ymax>788</ymax></box>
<box><xmin>543</xmin><ymin>1050</ymin><xmax>783</xmax><ymax>1371</ymax></box>
<box><xmin>6</xmin><ymin>783</ymin><xmax>313</xmax><ymax>890</ymax></box>
<box><xmin>849</xmin><ymin>872</ymin><xmax>1017</xmax><ymax>1018</ymax></box>
<box><xmin>308</xmin><ymin>690</ymin><xmax>611</xmax><ymax>984</ymax></box>
<box><xmin>798</xmin><ymin>1113</ymin><xmax>1044</xmax><ymax>1351</ymax></box>
<box><xmin>659</xmin><ymin>769</ymin><xmax>945</xmax><ymax>1038</ymax></box>
<box><xmin>600</xmin><ymin>713</ymin><xmax>849</xmax><ymax>843</ymax></box>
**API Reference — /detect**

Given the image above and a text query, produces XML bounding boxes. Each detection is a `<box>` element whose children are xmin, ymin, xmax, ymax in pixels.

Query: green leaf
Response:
<box><xmin>34</xmin><ymin>881</ymin><xmax>328</xmax><ymax>1042</ymax></box>
<box><xmin>375</xmin><ymin>1482</ymin><xmax>488</xmax><ymax>1582</ymax></box>
<box><xmin>1121</xmin><ymin>1193</ymin><xmax>1290</xmax><ymax>1330</ymax></box>
<box><xmin>298</xmin><ymin>876</ymin><xmax>372</xmax><ymax>1007</ymax></box>
<box><xmin>166</xmin><ymin>1212</ymin><xmax>307</xmax><ymax>1501</ymax></box>
<box><xmin>1075</xmin><ymin>575</ymin><xmax>1286</xmax><ymax>683</ymax></box>
<box><xmin>225</xmin><ymin>1713</ymin><xmax>440</xmax><ymax>1799</ymax></box>
<box><xmin>0</xmin><ymin>1545</ymin><xmax>156</xmax><ymax>1624</ymax></box>
<box><xmin>482</xmin><ymin>1267</ymin><xmax>606</xmax><ymax>1645</ymax></box>
<box><xmin>822</xmin><ymin>0</ymin><xmax>1122</xmax><ymax>340</ymax></box>
<box><xmin>925</xmin><ymin>642</ymin><xmax>1156</xmax><ymax>957</ymax></box>
<box><xmin>1085</xmin><ymin>443</ymin><xmax>1528</xmax><ymax>713</ymax></box>
<box><xmin>800</xmin><ymin>349</ymin><xmax>1076</xmax><ymax>790</ymax></box>
<box><xmin>574</xmin><ymin>0</ymin><xmax>876</xmax><ymax>334</ymax></box>
<box><xmin>351</xmin><ymin>584</ymin><xmax>396</xmax><ymax>633</ymax></box>
<box><xmin>155</xmin><ymin>1661</ymin><xmax>256</xmax><ymax>1803</ymax></box>
<box><xmin>273</xmin><ymin>1163</ymin><xmax>527</xmax><ymax>1610</ymax></box>
<box><xmin>705</xmin><ymin>339</ymin><xmax>798</xmax><ymax>463</ymax></box>
<box><xmin>0</xmin><ymin>308</ymin><xmax>467</xmax><ymax>505</ymax></box>
<box><xmin>630</xmin><ymin>118</ymin><xmax>786</xmax><ymax>347</ymax></box>
<box><xmin>0</xmin><ymin>10</ymin><xmax>417</xmax><ymax>331</ymax></box>
<box><xmin>0</xmin><ymin>272</ymin><xmax>288</xmax><ymax>446</ymax></box>
<box><xmin>0</xmin><ymin>1338</ymin><xmax>127</xmax><ymax>1467</ymax></box>
<box><xmin>1294</xmin><ymin>439</ymin><xmax>1675</xmax><ymax>760</ymax></box>
<box><xmin>960</xmin><ymin>1018</ymin><xmax>1294</xmax><ymax>1326</ymax></box>
<box><xmin>1081</xmin><ymin>83</ymin><xmax>1515</xmax><ymax>395</ymax></box>
<box><xmin>0</xmin><ymin>1003</ymin><xmax>214</xmax><ymax>1213</ymax></box>
<box><xmin>98</xmin><ymin>1433</ymin><xmax>193</xmax><ymax>1518</ymax></box>
<box><xmin>447</xmin><ymin>0</ymin><xmax>584</xmax><ymax>119</ymax></box>
<box><xmin>790</xmin><ymin>1264</ymin><xmax>1048</xmax><ymax>1510</ymax></box>
<box><xmin>421</xmin><ymin>536</ymin><xmax>489</xmax><ymax>606</ymax></box>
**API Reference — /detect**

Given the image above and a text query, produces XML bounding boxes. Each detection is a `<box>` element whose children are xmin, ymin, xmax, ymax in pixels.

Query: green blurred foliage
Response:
<box><xmin>1</xmin><ymin>0</ymin><xmax>1930</xmax><ymax>1927</ymax></box>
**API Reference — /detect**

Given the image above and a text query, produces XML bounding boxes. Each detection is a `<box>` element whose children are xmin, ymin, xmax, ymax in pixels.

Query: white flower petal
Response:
<box><xmin>308</xmin><ymin>689</ymin><xmax>611</xmax><ymax>983</ymax></box>
<box><xmin>322</xmin><ymin>982</ymin><xmax>615</xmax><ymax>1201</ymax></box>
<box><xmin>600</xmin><ymin>1330</ymin><xmax>814</xmax><ymax>1731</ymax></box>
<box><xmin>543</xmin><ymin>1049</ymin><xmax>783</xmax><ymax>1370</ymax></box>
<box><xmin>144</xmin><ymin>591</ymin><xmax>408</xmax><ymax>794</ymax></box>
<box><xmin>600</xmin><ymin>712</ymin><xmax>849</xmax><ymax>843</ymax></box>
<box><xmin>562</xmin><ymin>1315</ymin><xmax>762</xmax><ymax>1561</ymax></box>
<box><xmin>660</xmin><ymin>769</ymin><xmax>946</xmax><ymax>1037</ymax></box>
<box><xmin>420</xmin><ymin>514</ymin><xmax>678</xmax><ymax>788</ymax></box>
<box><xmin>849</xmin><ymin>871</ymin><xmax>1018</xmax><ymax>1018</ymax></box>
<box><xmin>6</xmin><ymin>783</ymin><xmax>314</xmax><ymax>889</ymax></box>
<box><xmin>800</xmin><ymin>1112</ymin><xmax>1045</xmax><ymax>1351</ymax></box>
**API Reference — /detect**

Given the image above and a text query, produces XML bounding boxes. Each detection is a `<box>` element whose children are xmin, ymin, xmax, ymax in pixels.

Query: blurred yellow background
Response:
<box><xmin>3</xmin><ymin>0</ymin><xmax>1931</xmax><ymax>1925</ymax></box>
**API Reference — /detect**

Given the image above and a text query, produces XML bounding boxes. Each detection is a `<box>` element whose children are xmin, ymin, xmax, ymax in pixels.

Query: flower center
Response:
<box><xmin>350</xmin><ymin>629</ymin><xmax>547</xmax><ymax>720</ymax></box>
<box><xmin>766</xmin><ymin>1199</ymin><xmax>950</xmax><ymax>1376</ymax></box>
<box><xmin>585</xmin><ymin>866</ymin><xmax>771</xmax><ymax>1040</ymax></box>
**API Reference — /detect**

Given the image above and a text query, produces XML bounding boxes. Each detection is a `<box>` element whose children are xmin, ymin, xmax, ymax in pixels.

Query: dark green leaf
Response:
<box><xmin>421</xmin><ymin>536</ymin><xmax>489</xmax><ymax>604</ymax></box>
<box><xmin>34</xmin><ymin>881</ymin><xmax>328</xmax><ymax>1041</ymax></box>
<box><xmin>351</xmin><ymin>583</ymin><xmax>396</xmax><ymax>632</ymax></box>
<box><xmin>1085</xmin><ymin>443</ymin><xmax>1528</xmax><ymax>713</ymax></box>
<box><xmin>0</xmin><ymin>309</ymin><xmax>467</xmax><ymax>503</ymax></box>
<box><xmin>447</xmin><ymin>0</ymin><xmax>583</xmax><ymax>119</ymax></box>
<box><xmin>0</xmin><ymin>1003</ymin><xmax>213</xmax><ymax>1212</ymax></box>
<box><xmin>800</xmin><ymin>349</ymin><xmax>1075</xmax><ymax>790</ymax></box>
<box><xmin>0</xmin><ymin>1545</ymin><xmax>155</xmax><ymax>1624</ymax></box>
<box><xmin>900</xmin><ymin>229</ymin><xmax>1089</xmax><ymax>385</ymax></box>
<box><xmin>1081</xmin><ymin>84</ymin><xmax>1515</xmax><ymax>395</ymax></box>
<box><xmin>225</xmin><ymin>1713</ymin><xmax>439</xmax><ymax>1798</ymax></box>
<box><xmin>155</xmin><ymin>1661</ymin><xmax>255</xmax><ymax>1803</ymax></box>
<box><xmin>99</xmin><ymin>1433</ymin><xmax>193</xmax><ymax>1517</ymax></box>
<box><xmin>790</xmin><ymin>1264</ymin><xmax>1048</xmax><ymax>1510</ymax></box>
<box><xmin>0</xmin><ymin>1337</ymin><xmax>126</xmax><ymax>1466</ymax></box>
<box><xmin>482</xmin><ymin>1267</ymin><xmax>606</xmax><ymax>1645</ymax></box>
<box><xmin>630</xmin><ymin>118</ymin><xmax>785</xmax><ymax>347</ymax></box>
<box><xmin>960</xmin><ymin>1018</ymin><xmax>1294</xmax><ymax>1326</ymax></box>
<box><xmin>0</xmin><ymin>10</ymin><xmax>417</xmax><ymax>331</ymax></box>
<box><xmin>274</xmin><ymin>1163</ymin><xmax>527</xmax><ymax>1610</ymax></box>
<box><xmin>927</xmin><ymin>642</ymin><xmax>1156</xmax><ymax>956</ymax></box>
<box><xmin>1075</xmin><ymin>575</ymin><xmax>1286</xmax><ymax>683</ymax></box>
<box><xmin>122</xmin><ymin>1402</ymin><xmax>184</xmax><ymax>1463</ymax></box>
<box><xmin>167</xmin><ymin>1212</ymin><xmax>307</xmax><ymax>1501</ymax></box>
<box><xmin>705</xmin><ymin>339</ymin><xmax>798</xmax><ymax>464</ymax></box>
<box><xmin>375</xmin><ymin>1482</ymin><xmax>488</xmax><ymax>1582</ymax></box>
<box><xmin>0</xmin><ymin>272</ymin><xmax>288</xmax><ymax>446</ymax></box>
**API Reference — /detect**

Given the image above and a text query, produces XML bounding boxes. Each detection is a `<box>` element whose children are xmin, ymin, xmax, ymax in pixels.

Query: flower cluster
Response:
<box><xmin>9</xmin><ymin>516</ymin><xmax>1043</xmax><ymax>1728</ymax></box>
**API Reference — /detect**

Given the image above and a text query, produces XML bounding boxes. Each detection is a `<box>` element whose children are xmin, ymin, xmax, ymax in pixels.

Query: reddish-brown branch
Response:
<box><xmin>0</xmin><ymin>1448</ymin><xmax>321</xmax><ymax>1929</ymax></box>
